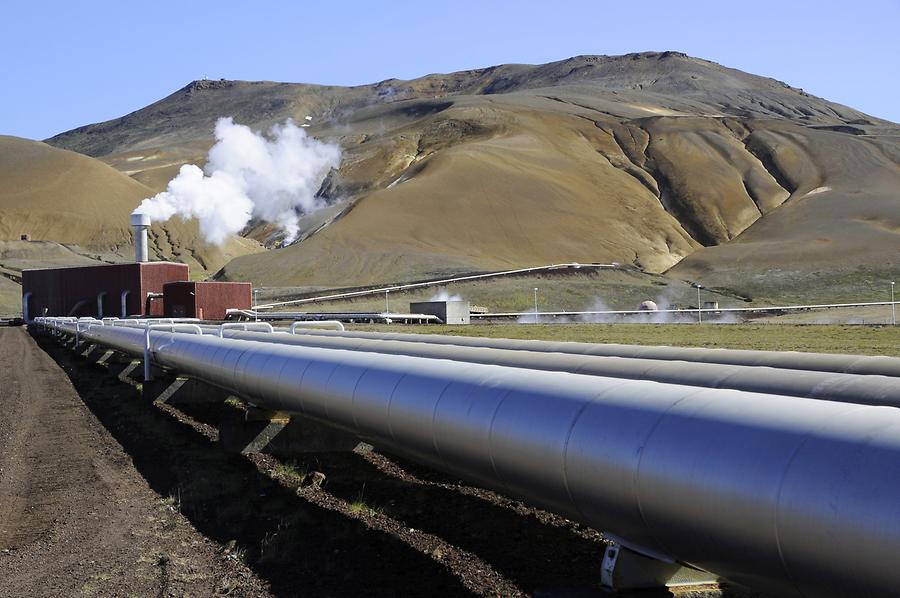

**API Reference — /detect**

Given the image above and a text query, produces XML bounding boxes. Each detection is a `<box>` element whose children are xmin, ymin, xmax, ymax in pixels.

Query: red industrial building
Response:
<box><xmin>22</xmin><ymin>263</ymin><xmax>253</xmax><ymax>321</ymax></box>
<box><xmin>163</xmin><ymin>281</ymin><xmax>252</xmax><ymax>320</ymax></box>
<box><xmin>22</xmin><ymin>262</ymin><xmax>189</xmax><ymax>320</ymax></box>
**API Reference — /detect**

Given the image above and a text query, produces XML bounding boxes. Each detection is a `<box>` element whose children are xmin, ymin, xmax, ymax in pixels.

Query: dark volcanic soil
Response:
<box><xmin>1</xmin><ymin>326</ymin><xmax>766</xmax><ymax>597</ymax></box>
<box><xmin>0</xmin><ymin>326</ymin><xmax>268</xmax><ymax>597</ymax></box>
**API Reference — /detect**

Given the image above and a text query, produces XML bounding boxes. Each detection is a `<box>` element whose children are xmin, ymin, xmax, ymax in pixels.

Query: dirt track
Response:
<box><xmin>0</xmin><ymin>327</ymin><xmax>267</xmax><ymax>596</ymax></box>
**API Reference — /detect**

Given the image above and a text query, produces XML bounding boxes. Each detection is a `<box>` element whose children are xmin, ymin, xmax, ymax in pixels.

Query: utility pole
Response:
<box><xmin>253</xmin><ymin>289</ymin><xmax>259</xmax><ymax>322</ymax></box>
<box><xmin>697</xmin><ymin>284</ymin><xmax>702</xmax><ymax>324</ymax></box>
<box><xmin>534</xmin><ymin>287</ymin><xmax>539</xmax><ymax>324</ymax></box>
<box><xmin>892</xmin><ymin>281</ymin><xmax>896</xmax><ymax>326</ymax></box>
<box><xmin>385</xmin><ymin>290</ymin><xmax>389</xmax><ymax>314</ymax></box>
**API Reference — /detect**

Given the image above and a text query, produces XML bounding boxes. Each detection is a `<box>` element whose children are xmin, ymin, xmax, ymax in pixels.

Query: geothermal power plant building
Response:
<box><xmin>22</xmin><ymin>261</ymin><xmax>189</xmax><ymax>320</ymax></box>
<box><xmin>22</xmin><ymin>264</ymin><xmax>253</xmax><ymax>321</ymax></box>
<box><xmin>21</xmin><ymin>214</ymin><xmax>251</xmax><ymax>320</ymax></box>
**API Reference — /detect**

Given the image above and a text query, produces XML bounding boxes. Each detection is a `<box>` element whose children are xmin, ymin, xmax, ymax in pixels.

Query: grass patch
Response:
<box><xmin>348</xmin><ymin>486</ymin><xmax>381</xmax><ymax>517</ymax></box>
<box><xmin>161</xmin><ymin>488</ymin><xmax>182</xmax><ymax>511</ymax></box>
<box><xmin>223</xmin><ymin>396</ymin><xmax>246</xmax><ymax>411</ymax></box>
<box><xmin>348</xmin><ymin>501</ymin><xmax>381</xmax><ymax>517</ymax></box>
<box><xmin>271</xmin><ymin>460</ymin><xmax>306</xmax><ymax>485</ymax></box>
<box><xmin>349</xmin><ymin>323</ymin><xmax>900</xmax><ymax>357</ymax></box>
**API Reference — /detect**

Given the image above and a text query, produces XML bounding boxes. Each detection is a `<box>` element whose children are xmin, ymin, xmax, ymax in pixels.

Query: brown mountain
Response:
<box><xmin>44</xmin><ymin>52</ymin><xmax>900</xmax><ymax>302</ymax></box>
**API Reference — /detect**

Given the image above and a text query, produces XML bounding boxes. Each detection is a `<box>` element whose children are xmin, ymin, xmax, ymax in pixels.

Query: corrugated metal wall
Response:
<box><xmin>163</xmin><ymin>281</ymin><xmax>251</xmax><ymax>320</ymax></box>
<box><xmin>23</xmin><ymin>262</ymin><xmax>188</xmax><ymax>317</ymax></box>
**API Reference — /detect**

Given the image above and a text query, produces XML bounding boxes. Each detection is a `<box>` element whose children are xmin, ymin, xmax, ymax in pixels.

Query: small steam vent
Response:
<box><xmin>638</xmin><ymin>300</ymin><xmax>659</xmax><ymax>311</ymax></box>
<box><xmin>131</xmin><ymin>212</ymin><xmax>151</xmax><ymax>262</ymax></box>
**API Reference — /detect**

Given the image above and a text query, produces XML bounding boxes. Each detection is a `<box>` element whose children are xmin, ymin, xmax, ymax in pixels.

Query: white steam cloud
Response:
<box><xmin>515</xmin><ymin>293</ymin><xmax>742</xmax><ymax>325</ymax></box>
<box><xmin>430</xmin><ymin>288</ymin><xmax>463</xmax><ymax>302</ymax></box>
<box><xmin>133</xmin><ymin>117</ymin><xmax>341</xmax><ymax>245</ymax></box>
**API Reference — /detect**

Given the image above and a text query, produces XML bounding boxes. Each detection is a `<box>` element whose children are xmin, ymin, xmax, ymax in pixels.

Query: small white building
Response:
<box><xmin>409</xmin><ymin>300</ymin><xmax>471</xmax><ymax>324</ymax></box>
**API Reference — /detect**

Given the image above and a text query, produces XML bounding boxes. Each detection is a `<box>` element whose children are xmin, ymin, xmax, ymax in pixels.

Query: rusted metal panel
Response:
<box><xmin>163</xmin><ymin>281</ymin><xmax>252</xmax><ymax>320</ymax></box>
<box><xmin>140</xmin><ymin>262</ymin><xmax>189</xmax><ymax>317</ymax></box>
<box><xmin>146</xmin><ymin>295</ymin><xmax>166</xmax><ymax>317</ymax></box>
<box><xmin>197</xmin><ymin>282</ymin><xmax>251</xmax><ymax>320</ymax></box>
<box><xmin>139</xmin><ymin>263</ymin><xmax>189</xmax><ymax>305</ymax></box>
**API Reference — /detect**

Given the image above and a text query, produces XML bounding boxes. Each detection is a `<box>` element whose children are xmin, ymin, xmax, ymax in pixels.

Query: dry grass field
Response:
<box><xmin>350</xmin><ymin>322</ymin><xmax>900</xmax><ymax>357</ymax></box>
<box><xmin>252</xmin><ymin>267</ymin><xmax>740</xmax><ymax>314</ymax></box>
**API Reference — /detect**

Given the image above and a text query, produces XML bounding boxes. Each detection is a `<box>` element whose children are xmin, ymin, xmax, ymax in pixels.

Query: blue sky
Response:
<box><xmin>2</xmin><ymin>0</ymin><xmax>898</xmax><ymax>140</ymax></box>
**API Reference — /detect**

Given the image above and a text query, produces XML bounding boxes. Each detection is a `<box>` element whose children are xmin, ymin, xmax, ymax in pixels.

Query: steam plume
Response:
<box><xmin>430</xmin><ymin>288</ymin><xmax>463</xmax><ymax>302</ymax></box>
<box><xmin>133</xmin><ymin>117</ymin><xmax>341</xmax><ymax>245</ymax></box>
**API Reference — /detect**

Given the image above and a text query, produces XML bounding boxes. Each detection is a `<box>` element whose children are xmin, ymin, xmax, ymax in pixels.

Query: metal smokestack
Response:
<box><xmin>130</xmin><ymin>212</ymin><xmax>150</xmax><ymax>262</ymax></box>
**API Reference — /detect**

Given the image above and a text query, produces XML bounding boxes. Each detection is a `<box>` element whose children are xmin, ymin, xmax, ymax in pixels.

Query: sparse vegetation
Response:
<box><xmin>257</xmin><ymin>518</ymin><xmax>296</xmax><ymax>565</ymax></box>
<box><xmin>223</xmin><ymin>396</ymin><xmax>246</xmax><ymax>411</ymax></box>
<box><xmin>351</xmin><ymin>323</ymin><xmax>900</xmax><ymax>357</ymax></box>
<box><xmin>226</xmin><ymin>544</ymin><xmax>248</xmax><ymax>565</ymax></box>
<box><xmin>348</xmin><ymin>500</ymin><xmax>381</xmax><ymax>517</ymax></box>
<box><xmin>348</xmin><ymin>486</ymin><xmax>381</xmax><ymax>518</ymax></box>
<box><xmin>271</xmin><ymin>460</ymin><xmax>306</xmax><ymax>485</ymax></box>
<box><xmin>161</xmin><ymin>488</ymin><xmax>182</xmax><ymax>511</ymax></box>
<box><xmin>256</xmin><ymin>268</ymin><xmax>738</xmax><ymax>315</ymax></box>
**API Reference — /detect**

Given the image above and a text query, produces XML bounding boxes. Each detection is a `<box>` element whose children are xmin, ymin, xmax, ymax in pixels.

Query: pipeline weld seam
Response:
<box><xmin>485</xmin><ymin>385</ymin><xmax>518</xmax><ymax>500</ymax></box>
<box><xmin>561</xmin><ymin>378</ymin><xmax>631</xmax><ymax>527</ymax></box>
<box><xmin>321</xmin><ymin>357</ymin><xmax>349</xmax><ymax>423</ymax></box>
<box><xmin>773</xmin><ymin>403</ymin><xmax>869</xmax><ymax>598</ymax></box>
<box><xmin>287</xmin><ymin>351</ymin><xmax>316</xmax><ymax>414</ymax></box>
<box><xmin>633</xmin><ymin>385</ymin><xmax>707</xmax><ymax>563</ymax></box>
<box><xmin>430</xmin><ymin>364</ymin><xmax>481</xmax><ymax>471</ymax></box>
<box><xmin>384</xmin><ymin>372</ymin><xmax>409</xmax><ymax>446</ymax></box>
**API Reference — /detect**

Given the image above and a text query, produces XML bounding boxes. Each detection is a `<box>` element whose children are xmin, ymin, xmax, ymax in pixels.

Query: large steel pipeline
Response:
<box><xmin>53</xmin><ymin>320</ymin><xmax>900</xmax><ymax>407</ymax></box>
<box><xmin>282</xmin><ymin>328</ymin><xmax>900</xmax><ymax>377</ymax></box>
<box><xmin>52</xmin><ymin>321</ymin><xmax>900</xmax><ymax>597</ymax></box>
<box><xmin>203</xmin><ymin>328</ymin><xmax>900</xmax><ymax>408</ymax></box>
<box><xmin>104</xmin><ymin>319</ymin><xmax>900</xmax><ymax>379</ymax></box>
